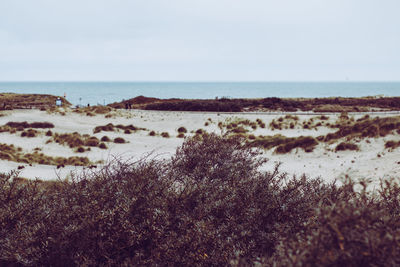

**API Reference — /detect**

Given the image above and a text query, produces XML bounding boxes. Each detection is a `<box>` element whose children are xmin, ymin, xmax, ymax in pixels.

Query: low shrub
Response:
<box><xmin>385</xmin><ymin>140</ymin><xmax>400</xmax><ymax>150</ymax></box>
<box><xmin>6</xmin><ymin>121</ymin><xmax>54</xmax><ymax>129</ymax></box>
<box><xmin>84</xmin><ymin>137</ymin><xmax>100</xmax><ymax>147</ymax></box>
<box><xmin>99</xmin><ymin>143</ymin><xmax>108</xmax><ymax>149</ymax></box>
<box><xmin>335</xmin><ymin>142</ymin><xmax>359</xmax><ymax>151</ymax></box>
<box><xmin>177</xmin><ymin>127</ymin><xmax>187</xmax><ymax>133</ymax></box>
<box><xmin>1</xmin><ymin>135</ymin><xmax>400</xmax><ymax>266</ymax></box>
<box><xmin>195</xmin><ymin>129</ymin><xmax>204</xmax><ymax>135</ymax></box>
<box><xmin>100</xmin><ymin>136</ymin><xmax>111</xmax><ymax>142</ymax></box>
<box><xmin>94</xmin><ymin>123</ymin><xmax>144</xmax><ymax>134</ymax></box>
<box><xmin>161</xmin><ymin>132</ymin><xmax>170</xmax><ymax>138</ymax></box>
<box><xmin>21</xmin><ymin>129</ymin><xmax>37</xmax><ymax>138</ymax></box>
<box><xmin>114</xmin><ymin>137</ymin><xmax>126</xmax><ymax>143</ymax></box>
<box><xmin>248</xmin><ymin>135</ymin><xmax>318</xmax><ymax>153</ymax></box>
<box><xmin>323</xmin><ymin>116</ymin><xmax>400</xmax><ymax>142</ymax></box>
<box><xmin>275</xmin><ymin>136</ymin><xmax>318</xmax><ymax>153</ymax></box>
<box><xmin>76</xmin><ymin>147</ymin><xmax>85</xmax><ymax>153</ymax></box>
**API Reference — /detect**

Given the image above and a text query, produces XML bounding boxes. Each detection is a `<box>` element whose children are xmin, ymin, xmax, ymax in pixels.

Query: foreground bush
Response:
<box><xmin>0</xmin><ymin>134</ymin><xmax>399</xmax><ymax>266</ymax></box>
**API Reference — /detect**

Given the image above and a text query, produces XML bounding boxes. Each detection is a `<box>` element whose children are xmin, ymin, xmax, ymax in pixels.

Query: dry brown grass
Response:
<box><xmin>73</xmin><ymin>105</ymin><xmax>113</xmax><ymax>115</ymax></box>
<box><xmin>93</xmin><ymin>123</ymin><xmax>145</xmax><ymax>134</ymax></box>
<box><xmin>271</xmin><ymin>115</ymin><xmax>331</xmax><ymax>131</ymax></box>
<box><xmin>0</xmin><ymin>93</ymin><xmax>70</xmax><ymax>109</ymax></box>
<box><xmin>385</xmin><ymin>140</ymin><xmax>400</xmax><ymax>150</ymax></box>
<box><xmin>0</xmin><ymin>143</ymin><xmax>91</xmax><ymax>166</ymax></box>
<box><xmin>246</xmin><ymin>134</ymin><xmax>318</xmax><ymax>153</ymax></box>
<box><xmin>161</xmin><ymin>132</ymin><xmax>170</xmax><ymax>138</ymax></box>
<box><xmin>313</xmin><ymin>104</ymin><xmax>369</xmax><ymax>113</ymax></box>
<box><xmin>51</xmin><ymin>132</ymin><xmax>109</xmax><ymax>151</ymax></box>
<box><xmin>20</xmin><ymin>129</ymin><xmax>38</xmax><ymax>138</ymax></box>
<box><xmin>335</xmin><ymin>142</ymin><xmax>359</xmax><ymax>152</ymax></box>
<box><xmin>323</xmin><ymin>116</ymin><xmax>400</xmax><ymax>142</ymax></box>
<box><xmin>5</xmin><ymin>121</ymin><xmax>55</xmax><ymax>129</ymax></box>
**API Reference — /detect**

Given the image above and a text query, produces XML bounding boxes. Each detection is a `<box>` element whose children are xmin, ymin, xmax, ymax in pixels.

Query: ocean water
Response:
<box><xmin>0</xmin><ymin>82</ymin><xmax>399</xmax><ymax>106</ymax></box>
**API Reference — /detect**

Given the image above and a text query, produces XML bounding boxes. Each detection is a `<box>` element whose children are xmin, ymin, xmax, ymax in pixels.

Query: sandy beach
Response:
<box><xmin>0</xmin><ymin>107</ymin><xmax>399</xmax><ymax>186</ymax></box>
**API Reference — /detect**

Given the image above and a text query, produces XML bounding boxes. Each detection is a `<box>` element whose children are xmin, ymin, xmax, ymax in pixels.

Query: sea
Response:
<box><xmin>0</xmin><ymin>82</ymin><xmax>399</xmax><ymax>107</ymax></box>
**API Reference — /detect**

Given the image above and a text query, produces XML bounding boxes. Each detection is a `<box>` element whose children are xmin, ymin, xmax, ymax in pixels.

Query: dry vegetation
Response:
<box><xmin>1</xmin><ymin>134</ymin><xmax>399</xmax><ymax>266</ymax></box>
<box><xmin>0</xmin><ymin>93</ymin><xmax>70</xmax><ymax>110</ymax></box>
<box><xmin>0</xmin><ymin>143</ymin><xmax>91</xmax><ymax>166</ymax></box>
<box><xmin>385</xmin><ymin>140</ymin><xmax>400</xmax><ymax>150</ymax></box>
<box><xmin>108</xmin><ymin>95</ymin><xmax>400</xmax><ymax>112</ymax></box>
<box><xmin>93</xmin><ymin>123</ymin><xmax>146</xmax><ymax>134</ymax></box>
<box><xmin>322</xmin><ymin>115</ymin><xmax>400</xmax><ymax>142</ymax></box>
<box><xmin>0</xmin><ymin>121</ymin><xmax>54</xmax><ymax>135</ymax></box>
<box><xmin>247</xmin><ymin>134</ymin><xmax>318</xmax><ymax>153</ymax></box>
<box><xmin>224</xmin><ymin>115</ymin><xmax>400</xmax><ymax>154</ymax></box>
<box><xmin>73</xmin><ymin>105</ymin><xmax>114</xmax><ymax>116</ymax></box>
<box><xmin>113</xmin><ymin>137</ymin><xmax>126</xmax><ymax>144</ymax></box>
<box><xmin>335</xmin><ymin>142</ymin><xmax>359</xmax><ymax>152</ymax></box>
<box><xmin>48</xmin><ymin>132</ymin><xmax>112</xmax><ymax>151</ymax></box>
<box><xmin>269</xmin><ymin>115</ymin><xmax>331</xmax><ymax>131</ymax></box>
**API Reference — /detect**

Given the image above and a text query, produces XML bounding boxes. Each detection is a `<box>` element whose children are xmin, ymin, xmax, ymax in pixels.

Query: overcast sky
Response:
<box><xmin>0</xmin><ymin>0</ymin><xmax>399</xmax><ymax>81</ymax></box>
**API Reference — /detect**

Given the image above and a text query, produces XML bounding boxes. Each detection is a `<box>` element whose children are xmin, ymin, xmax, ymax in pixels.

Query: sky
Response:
<box><xmin>0</xmin><ymin>0</ymin><xmax>399</xmax><ymax>81</ymax></box>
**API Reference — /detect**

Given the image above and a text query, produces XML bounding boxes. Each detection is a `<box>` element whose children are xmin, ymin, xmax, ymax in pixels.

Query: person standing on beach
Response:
<box><xmin>56</xmin><ymin>97</ymin><xmax>62</xmax><ymax>107</ymax></box>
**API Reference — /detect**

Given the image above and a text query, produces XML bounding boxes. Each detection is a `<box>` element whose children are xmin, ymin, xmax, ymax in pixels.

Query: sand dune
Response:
<box><xmin>0</xmin><ymin>108</ymin><xmax>399</xmax><ymax>185</ymax></box>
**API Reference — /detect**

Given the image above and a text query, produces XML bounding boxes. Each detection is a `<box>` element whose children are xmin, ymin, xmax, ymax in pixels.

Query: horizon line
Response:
<box><xmin>1</xmin><ymin>80</ymin><xmax>400</xmax><ymax>83</ymax></box>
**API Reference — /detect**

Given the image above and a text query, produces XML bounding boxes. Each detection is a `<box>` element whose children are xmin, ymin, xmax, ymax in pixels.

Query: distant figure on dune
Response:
<box><xmin>56</xmin><ymin>97</ymin><xmax>62</xmax><ymax>107</ymax></box>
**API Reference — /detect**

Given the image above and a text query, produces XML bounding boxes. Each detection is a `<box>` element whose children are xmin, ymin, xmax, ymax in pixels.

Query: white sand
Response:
<box><xmin>0</xmin><ymin>109</ymin><xmax>399</xmax><ymax>186</ymax></box>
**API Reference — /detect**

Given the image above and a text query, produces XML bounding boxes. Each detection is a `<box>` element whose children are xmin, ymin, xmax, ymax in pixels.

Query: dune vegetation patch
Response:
<box><xmin>20</xmin><ymin>129</ymin><xmax>38</xmax><ymax>138</ymax></box>
<box><xmin>322</xmin><ymin>116</ymin><xmax>400</xmax><ymax>142</ymax></box>
<box><xmin>270</xmin><ymin>115</ymin><xmax>300</xmax><ymax>130</ymax></box>
<box><xmin>93</xmin><ymin>123</ymin><xmax>146</xmax><ymax>134</ymax></box>
<box><xmin>161</xmin><ymin>132</ymin><xmax>170</xmax><ymax>138</ymax></box>
<box><xmin>49</xmin><ymin>132</ymin><xmax>114</xmax><ymax>152</ymax></box>
<box><xmin>219</xmin><ymin>118</ymin><xmax>261</xmax><ymax>134</ymax></box>
<box><xmin>177</xmin><ymin>126</ymin><xmax>187</xmax><ymax>133</ymax></box>
<box><xmin>385</xmin><ymin>140</ymin><xmax>400</xmax><ymax>150</ymax></box>
<box><xmin>0</xmin><ymin>143</ymin><xmax>92</xmax><ymax>166</ymax></box>
<box><xmin>73</xmin><ymin>105</ymin><xmax>114</xmax><ymax>115</ymax></box>
<box><xmin>100</xmin><ymin>136</ymin><xmax>111</xmax><ymax>142</ymax></box>
<box><xmin>270</xmin><ymin>115</ymin><xmax>331</xmax><ymax>131</ymax></box>
<box><xmin>335</xmin><ymin>142</ymin><xmax>359</xmax><ymax>152</ymax></box>
<box><xmin>4</xmin><ymin>121</ymin><xmax>54</xmax><ymax>129</ymax></box>
<box><xmin>0</xmin><ymin>93</ymin><xmax>70</xmax><ymax>110</ymax></box>
<box><xmin>246</xmin><ymin>134</ymin><xmax>318</xmax><ymax>153</ymax></box>
<box><xmin>113</xmin><ymin>137</ymin><xmax>126</xmax><ymax>144</ymax></box>
<box><xmin>0</xmin><ymin>122</ymin><xmax>55</xmax><ymax>137</ymax></box>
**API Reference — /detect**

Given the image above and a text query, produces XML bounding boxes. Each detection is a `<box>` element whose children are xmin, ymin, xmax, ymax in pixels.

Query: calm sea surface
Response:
<box><xmin>0</xmin><ymin>82</ymin><xmax>399</xmax><ymax>106</ymax></box>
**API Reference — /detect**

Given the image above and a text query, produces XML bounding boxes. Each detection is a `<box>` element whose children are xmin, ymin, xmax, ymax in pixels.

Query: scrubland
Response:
<box><xmin>1</xmin><ymin>134</ymin><xmax>399</xmax><ymax>266</ymax></box>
